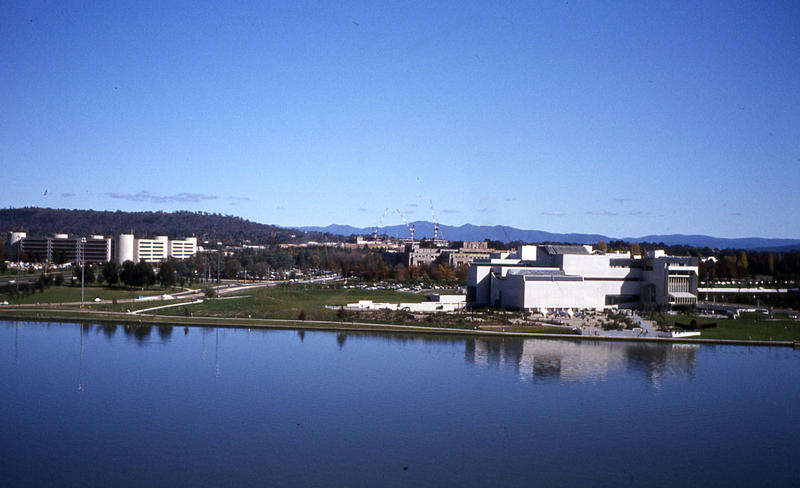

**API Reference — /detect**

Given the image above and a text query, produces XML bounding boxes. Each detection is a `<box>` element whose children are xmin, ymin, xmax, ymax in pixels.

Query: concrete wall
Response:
<box><xmin>117</xmin><ymin>234</ymin><xmax>135</xmax><ymax>263</ymax></box>
<box><xmin>467</xmin><ymin>264</ymin><xmax>493</xmax><ymax>306</ymax></box>
<box><xmin>520</xmin><ymin>278</ymin><xmax>642</xmax><ymax>310</ymax></box>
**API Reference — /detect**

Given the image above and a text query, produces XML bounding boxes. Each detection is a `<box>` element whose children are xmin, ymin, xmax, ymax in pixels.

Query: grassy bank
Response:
<box><xmin>1</xmin><ymin>284</ymin><xmax>171</xmax><ymax>305</ymax></box>
<box><xmin>5</xmin><ymin>283</ymin><xmax>799</xmax><ymax>343</ymax></box>
<box><xmin>154</xmin><ymin>285</ymin><xmax>428</xmax><ymax>321</ymax></box>
<box><xmin>654</xmin><ymin>312</ymin><xmax>800</xmax><ymax>341</ymax></box>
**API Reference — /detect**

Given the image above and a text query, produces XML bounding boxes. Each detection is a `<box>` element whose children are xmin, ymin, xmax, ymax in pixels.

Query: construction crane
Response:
<box><xmin>373</xmin><ymin>207</ymin><xmax>389</xmax><ymax>241</ymax></box>
<box><xmin>429</xmin><ymin>199</ymin><xmax>444</xmax><ymax>241</ymax></box>
<box><xmin>396</xmin><ymin>209</ymin><xmax>415</xmax><ymax>242</ymax></box>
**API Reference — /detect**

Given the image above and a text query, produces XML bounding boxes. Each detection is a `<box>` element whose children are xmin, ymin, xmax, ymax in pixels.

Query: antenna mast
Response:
<box><xmin>396</xmin><ymin>209</ymin><xmax>414</xmax><ymax>242</ymax></box>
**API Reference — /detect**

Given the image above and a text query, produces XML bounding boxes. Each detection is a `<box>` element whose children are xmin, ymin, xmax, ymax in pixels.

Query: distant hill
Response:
<box><xmin>0</xmin><ymin>207</ymin><xmax>332</xmax><ymax>244</ymax></box>
<box><xmin>300</xmin><ymin>222</ymin><xmax>800</xmax><ymax>251</ymax></box>
<box><xmin>5</xmin><ymin>209</ymin><xmax>798</xmax><ymax>251</ymax></box>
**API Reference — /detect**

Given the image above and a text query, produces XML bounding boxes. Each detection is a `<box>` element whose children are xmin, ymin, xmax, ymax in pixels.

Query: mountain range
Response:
<box><xmin>300</xmin><ymin>222</ymin><xmax>800</xmax><ymax>251</ymax></box>
<box><xmin>2</xmin><ymin>208</ymin><xmax>798</xmax><ymax>251</ymax></box>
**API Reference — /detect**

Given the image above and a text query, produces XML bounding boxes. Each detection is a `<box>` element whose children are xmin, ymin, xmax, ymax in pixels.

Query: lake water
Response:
<box><xmin>2</xmin><ymin>320</ymin><xmax>799</xmax><ymax>487</ymax></box>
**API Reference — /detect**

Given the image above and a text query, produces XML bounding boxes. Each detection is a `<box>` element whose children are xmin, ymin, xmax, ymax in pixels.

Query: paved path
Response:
<box><xmin>130</xmin><ymin>299</ymin><xmax>204</xmax><ymax>314</ymax></box>
<box><xmin>631</xmin><ymin>312</ymin><xmax>659</xmax><ymax>337</ymax></box>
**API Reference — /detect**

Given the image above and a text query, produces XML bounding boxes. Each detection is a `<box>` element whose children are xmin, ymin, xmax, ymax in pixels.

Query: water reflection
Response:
<box><xmin>215</xmin><ymin>328</ymin><xmax>220</xmax><ymax>377</ymax></box>
<box><xmin>7</xmin><ymin>322</ymin><xmax>700</xmax><ymax>388</ymax></box>
<box><xmin>98</xmin><ymin>323</ymin><xmax>117</xmax><ymax>340</ymax></box>
<box><xmin>78</xmin><ymin>324</ymin><xmax>84</xmax><ymax>392</ymax></box>
<box><xmin>157</xmin><ymin>325</ymin><xmax>173</xmax><ymax>342</ymax></box>
<box><xmin>465</xmin><ymin>337</ymin><xmax>698</xmax><ymax>386</ymax></box>
<box><xmin>14</xmin><ymin>322</ymin><xmax>19</xmax><ymax>367</ymax></box>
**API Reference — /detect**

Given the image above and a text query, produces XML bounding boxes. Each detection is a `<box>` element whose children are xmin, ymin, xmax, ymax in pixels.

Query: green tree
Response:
<box><xmin>224</xmin><ymin>258</ymin><xmax>242</xmax><ymax>279</ymax></box>
<box><xmin>85</xmin><ymin>263</ymin><xmax>97</xmax><ymax>284</ymax></box>
<box><xmin>72</xmin><ymin>264</ymin><xmax>82</xmax><ymax>284</ymax></box>
<box><xmin>102</xmin><ymin>261</ymin><xmax>120</xmax><ymax>286</ymax></box>
<box><xmin>133</xmin><ymin>260</ymin><xmax>155</xmax><ymax>287</ymax></box>
<box><xmin>157</xmin><ymin>260</ymin><xmax>178</xmax><ymax>288</ymax></box>
<box><xmin>120</xmin><ymin>260</ymin><xmax>136</xmax><ymax>287</ymax></box>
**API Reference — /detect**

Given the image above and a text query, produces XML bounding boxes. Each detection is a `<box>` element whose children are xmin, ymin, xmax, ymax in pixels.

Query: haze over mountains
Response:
<box><xmin>300</xmin><ymin>222</ymin><xmax>800</xmax><ymax>251</ymax></box>
<box><xmin>2</xmin><ymin>208</ymin><xmax>799</xmax><ymax>251</ymax></box>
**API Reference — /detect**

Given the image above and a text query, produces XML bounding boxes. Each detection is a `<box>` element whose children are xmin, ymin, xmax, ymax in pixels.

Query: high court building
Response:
<box><xmin>466</xmin><ymin>245</ymin><xmax>698</xmax><ymax>312</ymax></box>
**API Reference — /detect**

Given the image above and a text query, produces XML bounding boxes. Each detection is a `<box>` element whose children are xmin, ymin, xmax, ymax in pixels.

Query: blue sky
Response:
<box><xmin>2</xmin><ymin>1</ymin><xmax>799</xmax><ymax>238</ymax></box>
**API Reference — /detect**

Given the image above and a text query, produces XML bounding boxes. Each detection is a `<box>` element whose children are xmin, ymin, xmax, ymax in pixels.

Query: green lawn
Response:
<box><xmin>2</xmin><ymin>284</ymin><xmax>171</xmax><ymax>305</ymax></box>
<box><xmin>155</xmin><ymin>285</ymin><xmax>428</xmax><ymax>321</ymax></box>
<box><xmin>656</xmin><ymin>312</ymin><xmax>800</xmax><ymax>341</ymax></box>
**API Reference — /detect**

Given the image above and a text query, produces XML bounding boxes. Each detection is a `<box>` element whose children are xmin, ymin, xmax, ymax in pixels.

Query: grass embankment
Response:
<box><xmin>2</xmin><ymin>284</ymin><xmax>171</xmax><ymax>305</ymax></box>
<box><xmin>14</xmin><ymin>285</ymin><xmax>794</xmax><ymax>341</ymax></box>
<box><xmin>655</xmin><ymin>312</ymin><xmax>800</xmax><ymax>341</ymax></box>
<box><xmin>142</xmin><ymin>285</ymin><xmax>575</xmax><ymax>333</ymax></box>
<box><xmin>0</xmin><ymin>285</ymin><xmax>574</xmax><ymax>334</ymax></box>
<box><xmin>157</xmin><ymin>285</ymin><xmax>427</xmax><ymax>321</ymax></box>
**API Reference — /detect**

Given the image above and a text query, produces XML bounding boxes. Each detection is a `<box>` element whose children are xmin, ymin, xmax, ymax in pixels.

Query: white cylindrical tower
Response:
<box><xmin>117</xmin><ymin>234</ymin><xmax>135</xmax><ymax>263</ymax></box>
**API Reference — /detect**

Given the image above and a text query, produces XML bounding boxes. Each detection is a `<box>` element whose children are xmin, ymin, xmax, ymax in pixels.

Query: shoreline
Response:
<box><xmin>1</xmin><ymin>307</ymin><xmax>797</xmax><ymax>348</ymax></box>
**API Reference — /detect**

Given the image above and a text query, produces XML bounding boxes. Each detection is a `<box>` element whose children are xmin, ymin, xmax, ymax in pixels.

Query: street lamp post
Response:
<box><xmin>80</xmin><ymin>237</ymin><xmax>86</xmax><ymax>308</ymax></box>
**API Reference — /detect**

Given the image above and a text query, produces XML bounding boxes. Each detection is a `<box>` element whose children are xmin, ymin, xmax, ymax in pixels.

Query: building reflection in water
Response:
<box><xmin>465</xmin><ymin>337</ymin><xmax>697</xmax><ymax>387</ymax></box>
<box><xmin>51</xmin><ymin>323</ymin><xmax>697</xmax><ymax>388</ymax></box>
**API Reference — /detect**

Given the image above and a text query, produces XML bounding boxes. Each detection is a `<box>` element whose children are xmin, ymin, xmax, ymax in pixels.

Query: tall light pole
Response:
<box><xmin>80</xmin><ymin>237</ymin><xmax>86</xmax><ymax>308</ymax></box>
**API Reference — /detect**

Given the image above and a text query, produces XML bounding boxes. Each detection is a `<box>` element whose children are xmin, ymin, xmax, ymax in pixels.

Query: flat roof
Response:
<box><xmin>542</xmin><ymin>245</ymin><xmax>590</xmax><ymax>255</ymax></box>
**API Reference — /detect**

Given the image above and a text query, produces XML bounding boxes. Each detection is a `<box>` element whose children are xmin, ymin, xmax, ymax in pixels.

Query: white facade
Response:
<box><xmin>170</xmin><ymin>237</ymin><xmax>198</xmax><ymax>260</ymax></box>
<box><xmin>135</xmin><ymin>236</ymin><xmax>169</xmax><ymax>262</ymax></box>
<box><xmin>467</xmin><ymin>245</ymin><xmax>698</xmax><ymax>311</ymax></box>
<box><xmin>117</xmin><ymin>233</ymin><xmax>135</xmax><ymax>263</ymax></box>
<box><xmin>116</xmin><ymin>233</ymin><xmax>198</xmax><ymax>263</ymax></box>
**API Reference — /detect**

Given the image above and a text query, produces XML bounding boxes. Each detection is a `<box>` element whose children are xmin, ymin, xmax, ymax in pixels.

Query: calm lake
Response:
<box><xmin>2</xmin><ymin>320</ymin><xmax>799</xmax><ymax>487</ymax></box>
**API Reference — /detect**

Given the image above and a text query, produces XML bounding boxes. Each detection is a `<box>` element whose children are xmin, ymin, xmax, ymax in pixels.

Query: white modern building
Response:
<box><xmin>467</xmin><ymin>245</ymin><xmax>698</xmax><ymax>312</ymax></box>
<box><xmin>116</xmin><ymin>234</ymin><xmax>198</xmax><ymax>263</ymax></box>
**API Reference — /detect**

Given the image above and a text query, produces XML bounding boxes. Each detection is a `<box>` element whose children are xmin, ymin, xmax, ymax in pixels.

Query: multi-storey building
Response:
<box><xmin>467</xmin><ymin>245</ymin><xmax>698</xmax><ymax>311</ymax></box>
<box><xmin>14</xmin><ymin>233</ymin><xmax>112</xmax><ymax>264</ymax></box>
<box><xmin>116</xmin><ymin>234</ymin><xmax>197</xmax><ymax>263</ymax></box>
<box><xmin>407</xmin><ymin>241</ymin><xmax>501</xmax><ymax>268</ymax></box>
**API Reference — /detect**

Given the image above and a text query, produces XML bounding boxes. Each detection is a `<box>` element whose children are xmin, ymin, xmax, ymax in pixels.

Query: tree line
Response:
<box><xmin>0</xmin><ymin>207</ymin><xmax>341</xmax><ymax>245</ymax></box>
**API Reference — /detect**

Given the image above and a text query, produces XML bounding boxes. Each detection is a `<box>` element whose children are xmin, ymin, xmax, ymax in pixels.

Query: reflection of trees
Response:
<box><xmin>336</xmin><ymin>333</ymin><xmax>347</xmax><ymax>349</ymax></box>
<box><xmin>99</xmin><ymin>324</ymin><xmax>117</xmax><ymax>340</ymax></box>
<box><xmin>297</xmin><ymin>330</ymin><xmax>305</xmax><ymax>342</ymax></box>
<box><xmin>132</xmin><ymin>325</ymin><xmax>153</xmax><ymax>344</ymax></box>
<box><xmin>157</xmin><ymin>325</ymin><xmax>173</xmax><ymax>342</ymax></box>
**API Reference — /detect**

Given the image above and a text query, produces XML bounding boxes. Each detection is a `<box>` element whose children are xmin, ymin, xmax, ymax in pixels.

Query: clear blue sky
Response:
<box><xmin>2</xmin><ymin>1</ymin><xmax>799</xmax><ymax>238</ymax></box>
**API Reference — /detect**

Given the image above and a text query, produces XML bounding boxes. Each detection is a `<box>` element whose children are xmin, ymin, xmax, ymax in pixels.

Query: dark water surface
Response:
<box><xmin>2</xmin><ymin>320</ymin><xmax>799</xmax><ymax>487</ymax></box>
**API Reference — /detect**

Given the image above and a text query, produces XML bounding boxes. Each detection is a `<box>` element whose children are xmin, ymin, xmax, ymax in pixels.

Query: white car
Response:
<box><xmin>93</xmin><ymin>297</ymin><xmax>102</xmax><ymax>302</ymax></box>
